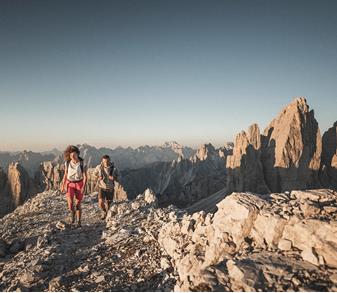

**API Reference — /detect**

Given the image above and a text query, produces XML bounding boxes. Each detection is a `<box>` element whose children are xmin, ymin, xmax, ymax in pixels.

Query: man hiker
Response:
<box><xmin>93</xmin><ymin>155</ymin><xmax>119</xmax><ymax>220</ymax></box>
<box><xmin>60</xmin><ymin>145</ymin><xmax>87</xmax><ymax>227</ymax></box>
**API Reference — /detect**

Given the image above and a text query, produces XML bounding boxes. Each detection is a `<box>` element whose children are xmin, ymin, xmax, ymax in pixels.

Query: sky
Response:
<box><xmin>0</xmin><ymin>0</ymin><xmax>336</xmax><ymax>151</ymax></box>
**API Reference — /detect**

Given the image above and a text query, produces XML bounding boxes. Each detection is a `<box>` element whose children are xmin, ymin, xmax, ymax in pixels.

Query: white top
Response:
<box><xmin>93</xmin><ymin>163</ymin><xmax>118</xmax><ymax>190</ymax></box>
<box><xmin>66</xmin><ymin>160</ymin><xmax>84</xmax><ymax>181</ymax></box>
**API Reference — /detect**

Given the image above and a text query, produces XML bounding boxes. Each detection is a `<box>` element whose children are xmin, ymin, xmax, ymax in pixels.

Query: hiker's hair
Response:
<box><xmin>101</xmin><ymin>155</ymin><xmax>110</xmax><ymax>161</ymax></box>
<box><xmin>64</xmin><ymin>145</ymin><xmax>80</xmax><ymax>161</ymax></box>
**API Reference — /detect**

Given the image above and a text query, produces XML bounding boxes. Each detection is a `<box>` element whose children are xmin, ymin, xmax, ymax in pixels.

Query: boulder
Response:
<box><xmin>143</xmin><ymin>188</ymin><xmax>157</xmax><ymax>204</ymax></box>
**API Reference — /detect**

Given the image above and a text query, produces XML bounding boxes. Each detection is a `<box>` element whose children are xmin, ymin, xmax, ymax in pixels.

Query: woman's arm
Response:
<box><xmin>61</xmin><ymin>164</ymin><xmax>67</xmax><ymax>192</ymax></box>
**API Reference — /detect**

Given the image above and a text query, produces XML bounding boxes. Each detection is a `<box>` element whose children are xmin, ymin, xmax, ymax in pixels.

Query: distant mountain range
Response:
<box><xmin>78</xmin><ymin>141</ymin><xmax>196</xmax><ymax>170</ymax></box>
<box><xmin>0</xmin><ymin>141</ymin><xmax>197</xmax><ymax>175</ymax></box>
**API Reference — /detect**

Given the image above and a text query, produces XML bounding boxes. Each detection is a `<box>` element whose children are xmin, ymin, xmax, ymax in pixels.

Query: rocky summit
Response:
<box><xmin>1</xmin><ymin>187</ymin><xmax>337</xmax><ymax>291</ymax></box>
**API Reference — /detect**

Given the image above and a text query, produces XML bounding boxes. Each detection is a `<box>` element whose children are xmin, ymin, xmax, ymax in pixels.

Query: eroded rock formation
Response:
<box><xmin>261</xmin><ymin>97</ymin><xmax>322</xmax><ymax>192</ymax></box>
<box><xmin>37</xmin><ymin>161</ymin><xmax>64</xmax><ymax>191</ymax></box>
<box><xmin>226</xmin><ymin>123</ymin><xmax>270</xmax><ymax>194</ymax></box>
<box><xmin>226</xmin><ymin>97</ymin><xmax>324</xmax><ymax>195</ymax></box>
<box><xmin>0</xmin><ymin>163</ymin><xmax>37</xmax><ymax>217</ymax></box>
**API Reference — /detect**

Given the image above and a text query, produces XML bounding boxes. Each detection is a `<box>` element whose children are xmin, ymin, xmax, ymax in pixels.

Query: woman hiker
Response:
<box><xmin>93</xmin><ymin>155</ymin><xmax>119</xmax><ymax>220</ymax></box>
<box><xmin>61</xmin><ymin>145</ymin><xmax>87</xmax><ymax>227</ymax></box>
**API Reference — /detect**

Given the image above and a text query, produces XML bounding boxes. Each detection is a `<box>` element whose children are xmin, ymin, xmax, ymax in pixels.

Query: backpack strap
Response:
<box><xmin>65</xmin><ymin>160</ymin><xmax>70</xmax><ymax>177</ymax></box>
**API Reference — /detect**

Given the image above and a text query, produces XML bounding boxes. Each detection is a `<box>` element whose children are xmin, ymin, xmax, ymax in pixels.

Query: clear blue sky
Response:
<box><xmin>0</xmin><ymin>0</ymin><xmax>336</xmax><ymax>151</ymax></box>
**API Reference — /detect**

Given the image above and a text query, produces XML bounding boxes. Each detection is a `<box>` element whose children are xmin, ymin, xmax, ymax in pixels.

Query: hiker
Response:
<box><xmin>93</xmin><ymin>155</ymin><xmax>119</xmax><ymax>220</ymax></box>
<box><xmin>60</xmin><ymin>145</ymin><xmax>87</xmax><ymax>227</ymax></box>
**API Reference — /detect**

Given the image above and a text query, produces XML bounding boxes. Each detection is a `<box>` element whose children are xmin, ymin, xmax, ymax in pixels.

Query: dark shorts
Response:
<box><xmin>98</xmin><ymin>188</ymin><xmax>114</xmax><ymax>201</ymax></box>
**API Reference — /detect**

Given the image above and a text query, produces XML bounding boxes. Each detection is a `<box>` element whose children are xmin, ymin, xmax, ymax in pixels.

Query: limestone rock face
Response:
<box><xmin>7</xmin><ymin>162</ymin><xmax>37</xmax><ymax>207</ymax></box>
<box><xmin>0</xmin><ymin>163</ymin><xmax>38</xmax><ymax>217</ymax></box>
<box><xmin>225</xmin><ymin>98</ymin><xmax>323</xmax><ymax>195</ymax></box>
<box><xmin>321</xmin><ymin>121</ymin><xmax>337</xmax><ymax>189</ymax></box>
<box><xmin>226</xmin><ymin>124</ymin><xmax>270</xmax><ymax>194</ymax></box>
<box><xmin>37</xmin><ymin>161</ymin><xmax>64</xmax><ymax>190</ymax></box>
<box><xmin>192</xmin><ymin>143</ymin><xmax>217</xmax><ymax>161</ymax></box>
<box><xmin>158</xmin><ymin>189</ymin><xmax>337</xmax><ymax>291</ymax></box>
<box><xmin>0</xmin><ymin>167</ymin><xmax>11</xmax><ymax>217</ymax></box>
<box><xmin>261</xmin><ymin>97</ymin><xmax>322</xmax><ymax>192</ymax></box>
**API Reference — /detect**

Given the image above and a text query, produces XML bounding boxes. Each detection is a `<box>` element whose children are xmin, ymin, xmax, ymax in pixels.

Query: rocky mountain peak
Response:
<box><xmin>194</xmin><ymin>143</ymin><xmax>216</xmax><ymax>161</ymax></box>
<box><xmin>161</xmin><ymin>141</ymin><xmax>181</xmax><ymax>149</ymax></box>
<box><xmin>262</xmin><ymin>97</ymin><xmax>322</xmax><ymax>191</ymax></box>
<box><xmin>226</xmin><ymin>97</ymin><xmax>323</xmax><ymax>194</ymax></box>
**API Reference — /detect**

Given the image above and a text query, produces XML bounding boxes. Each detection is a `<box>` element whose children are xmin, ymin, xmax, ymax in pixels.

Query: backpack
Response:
<box><xmin>65</xmin><ymin>157</ymin><xmax>84</xmax><ymax>174</ymax></box>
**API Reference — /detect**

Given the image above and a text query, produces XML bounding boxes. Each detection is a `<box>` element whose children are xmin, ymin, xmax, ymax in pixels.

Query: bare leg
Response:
<box><xmin>75</xmin><ymin>198</ymin><xmax>82</xmax><ymax>226</ymax></box>
<box><xmin>99</xmin><ymin>198</ymin><xmax>106</xmax><ymax>212</ymax></box>
<box><xmin>66</xmin><ymin>195</ymin><xmax>75</xmax><ymax>224</ymax></box>
<box><xmin>106</xmin><ymin>200</ymin><xmax>111</xmax><ymax>212</ymax></box>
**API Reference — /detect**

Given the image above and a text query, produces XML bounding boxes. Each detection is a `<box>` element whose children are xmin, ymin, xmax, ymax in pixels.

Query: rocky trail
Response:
<box><xmin>1</xmin><ymin>187</ymin><xmax>337</xmax><ymax>292</ymax></box>
<box><xmin>0</xmin><ymin>190</ymin><xmax>176</xmax><ymax>291</ymax></box>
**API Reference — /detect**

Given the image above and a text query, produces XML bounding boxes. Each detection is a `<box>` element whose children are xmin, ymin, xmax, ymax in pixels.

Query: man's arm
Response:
<box><xmin>94</xmin><ymin>165</ymin><xmax>104</xmax><ymax>181</ymax></box>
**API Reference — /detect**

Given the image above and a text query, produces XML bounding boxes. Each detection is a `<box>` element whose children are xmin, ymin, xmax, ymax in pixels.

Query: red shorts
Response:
<box><xmin>66</xmin><ymin>179</ymin><xmax>84</xmax><ymax>202</ymax></box>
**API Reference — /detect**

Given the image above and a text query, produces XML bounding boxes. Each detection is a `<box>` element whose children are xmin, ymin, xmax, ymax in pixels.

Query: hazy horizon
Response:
<box><xmin>1</xmin><ymin>0</ymin><xmax>336</xmax><ymax>152</ymax></box>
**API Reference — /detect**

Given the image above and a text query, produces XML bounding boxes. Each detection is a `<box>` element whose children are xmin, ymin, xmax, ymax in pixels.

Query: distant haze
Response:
<box><xmin>0</xmin><ymin>0</ymin><xmax>336</xmax><ymax>152</ymax></box>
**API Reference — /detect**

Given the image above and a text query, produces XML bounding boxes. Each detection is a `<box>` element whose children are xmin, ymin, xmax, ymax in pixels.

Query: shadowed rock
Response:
<box><xmin>0</xmin><ymin>163</ymin><xmax>38</xmax><ymax>217</ymax></box>
<box><xmin>321</xmin><ymin>121</ymin><xmax>337</xmax><ymax>189</ymax></box>
<box><xmin>226</xmin><ymin>124</ymin><xmax>270</xmax><ymax>194</ymax></box>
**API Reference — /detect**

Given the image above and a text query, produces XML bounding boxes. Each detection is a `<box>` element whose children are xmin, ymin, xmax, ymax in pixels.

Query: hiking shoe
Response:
<box><xmin>77</xmin><ymin>221</ymin><xmax>82</xmax><ymax>228</ymax></box>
